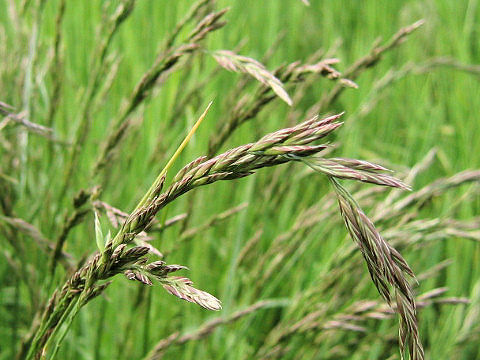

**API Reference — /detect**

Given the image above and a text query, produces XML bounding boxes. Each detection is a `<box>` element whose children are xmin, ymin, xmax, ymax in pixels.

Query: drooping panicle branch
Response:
<box><xmin>330</xmin><ymin>178</ymin><xmax>423</xmax><ymax>360</ymax></box>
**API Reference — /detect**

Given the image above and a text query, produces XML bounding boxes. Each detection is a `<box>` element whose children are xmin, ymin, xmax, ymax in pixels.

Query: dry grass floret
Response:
<box><xmin>212</xmin><ymin>50</ymin><xmax>293</xmax><ymax>105</ymax></box>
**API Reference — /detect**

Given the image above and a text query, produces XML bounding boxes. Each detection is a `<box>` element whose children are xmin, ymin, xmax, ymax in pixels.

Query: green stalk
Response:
<box><xmin>26</xmin><ymin>292</ymin><xmax>75</xmax><ymax>360</ymax></box>
<box><xmin>49</xmin><ymin>295</ymin><xmax>84</xmax><ymax>360</ymax></box>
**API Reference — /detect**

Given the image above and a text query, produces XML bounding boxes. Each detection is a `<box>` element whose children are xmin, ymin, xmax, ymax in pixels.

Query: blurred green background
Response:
<box><xmin>0</xmin><ymin>0</ymin><xmax>479</xmax><ymax>359</ymax></box>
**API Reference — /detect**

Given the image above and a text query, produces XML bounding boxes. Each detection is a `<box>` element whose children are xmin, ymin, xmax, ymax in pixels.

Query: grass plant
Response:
<box><xmin>0</xmin><ymin>1</ymin><xmax>479</xmax><ymax>359</ymax></box>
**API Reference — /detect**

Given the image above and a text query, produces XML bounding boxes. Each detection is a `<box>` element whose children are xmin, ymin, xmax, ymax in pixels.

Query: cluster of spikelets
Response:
<box><xmin>34</xmin><ymin>112</ymin><xmax>421</xmax><ymax>360</ymax></box>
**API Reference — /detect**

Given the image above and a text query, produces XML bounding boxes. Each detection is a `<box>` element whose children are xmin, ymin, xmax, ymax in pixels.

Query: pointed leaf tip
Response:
<box><xmin>94</xmin><ymin>211</ymin><xmax>105</xmax><ymax>253</ymax></box>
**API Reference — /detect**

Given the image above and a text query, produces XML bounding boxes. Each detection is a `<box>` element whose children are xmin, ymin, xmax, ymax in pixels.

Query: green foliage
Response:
<box><xmin>0</xmin><ymin>1</ymin><xmax>479</xmax><ymax>359</ymax></box>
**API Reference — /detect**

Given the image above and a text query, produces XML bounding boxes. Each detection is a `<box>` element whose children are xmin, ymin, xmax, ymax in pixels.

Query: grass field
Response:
<box><xmin>1</xmin><ymin>1</ymin><xmax>479</xmax><ymax>359</ymax></box>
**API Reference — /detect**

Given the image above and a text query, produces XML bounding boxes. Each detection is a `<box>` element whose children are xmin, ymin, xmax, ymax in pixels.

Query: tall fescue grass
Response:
<box><xmin>0</xmin><ymin>0</ymin><xmax>479</xmax><ymax>359</ymax></box>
